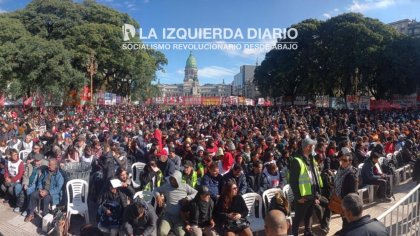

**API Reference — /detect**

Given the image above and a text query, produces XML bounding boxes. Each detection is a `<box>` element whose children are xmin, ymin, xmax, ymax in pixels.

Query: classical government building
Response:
<box><xmin>157</xmin><ymin>52</ymin><xmax>231</xmax><ymax>97</ymax></box>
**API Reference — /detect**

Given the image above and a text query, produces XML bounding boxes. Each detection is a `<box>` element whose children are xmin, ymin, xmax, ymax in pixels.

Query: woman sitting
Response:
<box><xmin>214</xmin><ymin>181</ymin><xmax>252</xmax><ymax>236</ymax></box>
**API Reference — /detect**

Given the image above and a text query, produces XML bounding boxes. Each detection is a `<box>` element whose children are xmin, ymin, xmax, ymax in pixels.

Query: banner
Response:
<box><xmin>245</xmin><ymin>98</ymin><xmax>255</xmax><ymax>106</ymax></box>
<box><xmin>293</xmin><ymin>96</ymin><xmax>308</xmax><ymax>106</ymax></box>
<box><xmin>346</xmin><ymin>95</ymin><xmax>360</xmax><ymax>110</ymax></box>
<box><xmin>359</xmin><ymin>96</ymin><xmax>370</xmax><ymax>110</ymax></box>
<box><xmin>370</xmin><ymin>100</ymin><xmax>401</xmax><ymax>110</ymax></box>
<box><xmin>202</xmin><ymin>97</ymin><xmax>221</xmax><ymax>106</ymax></box>
<box><xmin>257</xmin><ymin>98</ymin><xmax>265</xmax><ymax>106</ymax></box>
<box><xmin>315</xmin><ymin>96</ymin><xmax>329</xmax><ymax>108</ymax></box>
<box><xmin>392</xmin><ymin>94</ymin><xmax>417</xmax><ymax>109</ymax></box>
<box><xmin>330</xmin><ymin>97</ymin><xmax>346</xmax><ymax>109</ymax></box>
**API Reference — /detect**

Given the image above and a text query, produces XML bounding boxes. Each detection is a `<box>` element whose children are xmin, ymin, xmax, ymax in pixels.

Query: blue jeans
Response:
<box><xmin>1</xmin><ymin>182</ymin><xmax>23</xmax><ymax>198</ymax></box>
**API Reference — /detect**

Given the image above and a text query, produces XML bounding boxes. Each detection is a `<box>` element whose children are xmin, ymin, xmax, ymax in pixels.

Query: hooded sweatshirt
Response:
<box><xmin>153</xmin><ymin>170</ymin><xmax>197</xmax><ymax>216</ymax></box>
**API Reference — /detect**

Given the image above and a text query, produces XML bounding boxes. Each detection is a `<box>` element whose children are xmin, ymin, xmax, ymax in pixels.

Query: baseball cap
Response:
<box><xmin>301</xmin><ymin>137</ymin><xmax>317</xmax><ymax>149</ymax></box>
<box><xmin>197</xmin><ymin>185</ymin><xmax>211</xmax><ymax>195</ymax></box>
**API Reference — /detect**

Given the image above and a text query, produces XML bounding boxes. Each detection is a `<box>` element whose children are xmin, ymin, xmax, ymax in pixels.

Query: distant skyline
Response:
<box><xmin>1</xmin><ymin>0</ymin><xmax>419</xmax><ymax>85</ymax></box>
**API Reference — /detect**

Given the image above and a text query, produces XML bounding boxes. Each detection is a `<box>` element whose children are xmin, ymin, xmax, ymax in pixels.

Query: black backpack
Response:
<box><xmin>381</xmin><ymin>157</ymin><xmax>397</xmax><ymax>175</ymax></box>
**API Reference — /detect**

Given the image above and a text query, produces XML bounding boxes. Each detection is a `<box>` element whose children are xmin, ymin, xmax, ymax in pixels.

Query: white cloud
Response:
<box><xmin>198</xmin><ymin>66</ymin><xmax>237</xmax><ymax>79</ymax></box>
<box><xmin>0</xmin><ymin>8</ymin><xmax>7</xmax><ymax>14</ymax></box>
<box><xmin>217</xmin><ymin>39</ymin><xmax>276</xmax><ymax>60</ymax></box>
<box><xmin>323</xmin><ymin>13</ymin><xmax>332</xmax><ymax>19</ymax></box>
<box><xmin>348</xmin><ymin>0</ymin><xmax>397</xmax><ymax>12</ymax></box>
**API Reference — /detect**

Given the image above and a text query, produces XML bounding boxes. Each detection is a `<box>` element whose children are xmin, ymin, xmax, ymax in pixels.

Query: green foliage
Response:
<box><xmin>254</xmin><ymin>13</ymin><xmax>420</xmax><ymax>99</ymax></box>
<box><xmin>0</xmin><ymin>0</ymin><xmax>166</xmax><ymax>101</ymax></box>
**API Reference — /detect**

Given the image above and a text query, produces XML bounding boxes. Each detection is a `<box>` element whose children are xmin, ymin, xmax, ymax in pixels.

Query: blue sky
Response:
<box><xmin>1</xmin><ymin>0</ymin><xmax>419</xmax><ymax>85</ymax></box>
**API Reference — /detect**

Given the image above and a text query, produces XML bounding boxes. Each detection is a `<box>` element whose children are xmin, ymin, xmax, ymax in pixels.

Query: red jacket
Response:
<box><xmin>5</xmin><ymin>159</ymin><xmax>24</xmax><ymax>183</ymax></box>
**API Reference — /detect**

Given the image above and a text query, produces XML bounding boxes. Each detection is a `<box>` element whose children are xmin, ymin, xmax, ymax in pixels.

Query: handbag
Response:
<box><xmin>328</xmin><ymin>191</ymin><xmax>343</xmax><ymax>215</ymax></box>
<box><xmin>225</xmin><ymin>218</ymin><xmax>250</xmax><ymax>232</ymax></box>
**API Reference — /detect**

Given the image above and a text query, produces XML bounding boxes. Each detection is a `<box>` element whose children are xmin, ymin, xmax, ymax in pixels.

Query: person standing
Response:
<box><xmin>289</xmin><ymin>138</ymin><xmax>324</xmax><ymax>236</ymax></box>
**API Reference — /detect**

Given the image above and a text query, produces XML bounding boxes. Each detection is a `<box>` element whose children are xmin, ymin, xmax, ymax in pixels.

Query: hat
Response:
<box><xmin>216</xmin><ymin>147</ymin><xmax>224</xmax><ymax>157</ymax></box>
<box><xmin>227</xmin><ymin>141</ymin><xmax>236</xmax><ymax>151</ymax></box>
<box><xmin>168</xmin><ymin>146</ymin><xmax>176</xmax><ymax>153</ymax></box>
<box><xmin>184</xmin><ymin>160</ymin><xmax>193</xmax><ymax>168</ymax></box>
<box><xmin>301</xmin><ymin>137</ymin><xmax>317</xmax><ymax>149</ymax></box>
<box><xmin>33</xmin><ymin>153</ymin><xmax>44</xmax><ymax>161</ymax></box>
<box><xmin>266</xmin><ymin>136</ymin><xmax>274</xmax><ymax>143</ymax></box>
<box><xmin>341</xmin><ymin>147</ymin><xmax>351</xmax><ymax>155</ymax></box>
<box><xmin>157</xmin><ymin>149</ymin><xmax>168</xmax><ymax>157</ymax></box>
<box><xmin>196</xmin><ymin>146</ymin><xmax>205</xmax><ymax>152</ymax></box>
<box><xmin>197</xmin><ymin>185</ymin><xmax>211</xmax><ymax>195</ymax></box>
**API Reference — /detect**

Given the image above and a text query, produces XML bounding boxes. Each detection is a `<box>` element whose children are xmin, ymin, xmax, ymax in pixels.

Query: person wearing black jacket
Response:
<box><xmin>361</xmin><ymin>152</ymin><xmax>391</xmax><ymax>202</ymax></box>
<box><xmin>333</xmin><ymin>153</ymin><xmax>358</xmax><ymax>228</ymax></box>
<box><xmin>289</xmin><ymin>138</ymin><xmax>324</xmax><ymax>236</ymax></box>
<box><xmin>334</xmin><ymin>193</ymin><xmax>388</xmax><ymax>236</ymax></box>
<box><xmin>246</xmin><ymin>160</ymin><xmax>269</xmax><ymax>195</ymax></box>
<box><xmin>122</xmin><ymin>199</ymin><xmax>158</xmax><ymax>236</ymax></box>
<box><xmin>222</xmin><ymin>164</ymin><xmax>248</xmax><ymax>195</ymax></box>
<box><xmin>156</xmin><ymin>149</ymin><xmax>176</xmax><ymax>178</ymax></box>
<box><xmin>184</xmin><ymin>185</ymin><xmax>217</xmax><ymax>236</ymax></box>
<box><xmin>214</xmin><ymin>181</ymin><xmax>252</xmax><ymax>236</ymax></box>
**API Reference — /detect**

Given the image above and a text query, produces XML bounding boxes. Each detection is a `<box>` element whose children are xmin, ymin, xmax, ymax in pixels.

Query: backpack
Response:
<box><xmin>98</xmin><ymin>200</ymin><xmax>123</xmax><ymax>228</ymax></box>
<box><xmin>381</xmin><ymin>157</ymin><xmax>397</xmax><ymax>175</ymax></box>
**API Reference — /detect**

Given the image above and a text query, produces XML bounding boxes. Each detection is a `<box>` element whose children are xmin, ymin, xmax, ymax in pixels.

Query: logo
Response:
<box><xmin>122</xmin><ymin>24</ymin><xmax>136</xmax><ymax>41</ymax></box>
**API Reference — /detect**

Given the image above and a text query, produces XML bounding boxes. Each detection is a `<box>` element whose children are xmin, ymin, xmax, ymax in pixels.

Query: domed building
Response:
<box><xmin>157</xmin><ymin>52</ymin><xmax>231</xmax><ymax>97</ymax></box>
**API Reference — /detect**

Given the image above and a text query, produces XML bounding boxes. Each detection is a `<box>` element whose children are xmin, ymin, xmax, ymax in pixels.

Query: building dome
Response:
<box><xmin>185</xmin><ymin>51</ymin><xmax>197</xmax><ymax>69</ymax></box>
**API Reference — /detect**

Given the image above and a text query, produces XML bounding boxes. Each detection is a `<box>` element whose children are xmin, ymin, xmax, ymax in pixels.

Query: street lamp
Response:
<box><xmin>86</xmin><ymin>51</ymin><xmax>98</xmax><ymax>103</ymax></box>
<box><xmin>354</xmin><ymin>67</ymin><xmax>359</xmax><ymax>95</ymax></box>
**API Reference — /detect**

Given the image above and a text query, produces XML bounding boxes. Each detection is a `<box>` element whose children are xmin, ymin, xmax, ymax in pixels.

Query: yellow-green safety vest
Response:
<box><xmin>294</xmin><ymin>157</ymin><xmax>323</xmax><ymax>197</ymax></box>
<box><xmin>182</xmin><ymin>171</ymin><xmax>198</xmax><ymax>188</ymax></box>
<box><xmin>144</xmin><ymin>171</ymin><xmax>163</xmax><ymax>191</ymax></box>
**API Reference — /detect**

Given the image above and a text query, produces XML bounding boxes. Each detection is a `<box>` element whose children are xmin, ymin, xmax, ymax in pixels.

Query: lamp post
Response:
<box><xmin>86</xmin><ymin>52</ymin><xmax>98</xmax><ymax>103</ymax></box>
<box><xmin>354</xmin><ymin>67</ymin><xmax>359</xmax><ymax>96</ymax></box>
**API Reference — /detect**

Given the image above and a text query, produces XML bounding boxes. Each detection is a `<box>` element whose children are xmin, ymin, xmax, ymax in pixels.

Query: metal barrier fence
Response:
<box><xmin>377</xmin><ymin>183</ymin><xmax>420</xmax><ymax>236</ymax></box>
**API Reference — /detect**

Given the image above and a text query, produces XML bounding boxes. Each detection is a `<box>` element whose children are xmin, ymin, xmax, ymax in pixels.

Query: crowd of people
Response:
<box><xmin>0</xmin><ymin>105</ymin><xmax>419</xmax><ymax>236</ymax></box>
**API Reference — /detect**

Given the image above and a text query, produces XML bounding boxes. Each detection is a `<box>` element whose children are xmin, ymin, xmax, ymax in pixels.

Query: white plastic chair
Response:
<box><xmin>66</xmin><ymin>179</ymin><xmax>89</xmax><ymax>228</ymax></box>
<box><xmin>19</xmin><ymin>150</ymin><xmax>31</xmax><ymax>162</ymax></box>
<box><xmin>242</xmin><ymin>193</ymin><xmax>264</xmax><ymax>232</ymax></box>
<box><xmin>262</xmin><ymin>188</ymin><xmax>282</xmax><ymax>215</ymax></box>
<box><xmin>131</xmin><ymin>162</ymin><xmax>146</xmax><ymax>188</ymax></box>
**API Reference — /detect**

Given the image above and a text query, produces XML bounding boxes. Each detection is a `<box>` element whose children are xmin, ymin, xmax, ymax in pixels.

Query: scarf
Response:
<box><xmin>334</xmin><ymin>166</ymin><xmax>352</xmax><ymax>197</ymax></box>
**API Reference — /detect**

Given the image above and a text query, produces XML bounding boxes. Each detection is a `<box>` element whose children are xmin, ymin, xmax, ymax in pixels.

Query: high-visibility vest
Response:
<box><xmin>144</xmin><ymin>171</ymin><xmax>163</xmax><ymax>191</ymax></box>
<box><xmin>197</xmin><ymin>162</ymin><xmax>205</xmax><ymax>178</ymax></box>
<box><xmin>294</xmin><ymin>157</ymin><xmax>323</xmax><ymax>197</ymax></box>
<box><xmin>182</xmin><ymin>171</ymin><xmax>198</xmax><ymax>188</ymax></box>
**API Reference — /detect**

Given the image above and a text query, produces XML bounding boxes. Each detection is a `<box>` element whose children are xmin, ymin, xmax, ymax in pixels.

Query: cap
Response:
<box><xmin>184</xmin><ymin>160</ymin><xmax>193</xmax><ymax>168</ymax></box>
<box><xmin>196</xmin><ymin>146</ymin><xmax>205</xmax><ymax>152</ymax></box>
<box><xmin>301</xmin><ymin>137</ymin><xmax>317</xmax><ymax>149</ymax></box>
<box><xmin>168</xmin><ymin>146</ymin><xmax>176</xmax><ymax>153</ymax></box>
<box><xmin>266</xmin><ymin>136</ymin><xmax>274</xmax><ymax>143</ymax></box>
<box><xmin>157</xmin><ymin>149</ymin><xmax>168</xmax><ymax>157</ymax></box>
<box><xmin>216</xmin><ymin>147</ymin><xmax>224</xmax><ymax>157</ymax></box>
<box><xmin>197</xmin><ymin>185</ymin><xmax>211</xmax><ymax>195</ymax></box>
<box><xmin>341</xmin><ymin>147</ymin><xmax>351</xmax><ymax>155</ymax></box>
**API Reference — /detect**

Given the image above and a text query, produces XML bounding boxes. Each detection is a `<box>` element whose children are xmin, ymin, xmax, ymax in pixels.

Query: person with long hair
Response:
<box><xmin>214</xmin><ymin>181</ymin><xmax>252</xmax><ymax>236</ymax></box>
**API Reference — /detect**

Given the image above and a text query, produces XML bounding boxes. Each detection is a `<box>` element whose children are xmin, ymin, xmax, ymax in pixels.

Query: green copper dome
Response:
<box><xmin>186</xmin><ymin>51</ymin><xmax>197</xmax><ymax>68</ymax></box>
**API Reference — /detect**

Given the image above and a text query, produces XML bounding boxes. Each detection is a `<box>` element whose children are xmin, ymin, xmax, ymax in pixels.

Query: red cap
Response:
<box><xmin>157</xmin><ymin>149</ymin><xmax>168</xmax><ymax>157</ymax></box>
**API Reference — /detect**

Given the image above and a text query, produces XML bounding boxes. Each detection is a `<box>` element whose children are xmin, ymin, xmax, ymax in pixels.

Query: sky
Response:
<box><xmin>0</xmin><ymin>0</ymin><xmax>419</xmax><ymax>85</ymax></box>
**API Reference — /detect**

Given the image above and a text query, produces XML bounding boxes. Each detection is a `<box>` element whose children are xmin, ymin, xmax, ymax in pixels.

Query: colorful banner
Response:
<box><xmin>392</xmin><ymin>94</ymin><xmax>417</xmax><ymax>109</ymax></box>
<box><xmin>315</xmin><ymin>96</ymin><xmax>329</xmax><ymax>108</ymax></box>
<box><xmin>202</xmin><ymin>97</ymin><xmax>221</xmax><ymax>106</ymax></box>
<box><xmin>293</xmin><ymin>96</ymin><xmax>308</xmax><ymax>106</ymax></box>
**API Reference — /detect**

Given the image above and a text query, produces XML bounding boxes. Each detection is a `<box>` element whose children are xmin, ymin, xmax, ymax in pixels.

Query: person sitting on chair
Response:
<box><xmin>24</xmin><ymin>158</ymin><xmax>64</xmax><ymax>222</ymax></box>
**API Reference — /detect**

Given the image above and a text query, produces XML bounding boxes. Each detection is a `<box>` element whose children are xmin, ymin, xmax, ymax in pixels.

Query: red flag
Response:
<box><xmin>0</xmin><ymin>94</ymin><xmax>4</xmax><ymax>107</ymax></box>
<box><xmin>23</xmin><ymin>96</ymin><xmax>32</xmax><ymax>107</ymax></box>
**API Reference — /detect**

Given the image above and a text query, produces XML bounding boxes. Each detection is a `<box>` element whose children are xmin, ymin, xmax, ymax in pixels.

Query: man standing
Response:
<box><xmin>289</xmin><ymin>138</ymin><xmax>324</xmax><ymax>236</ymax></box>
<box><xmin>24</xmin><ymin>158</ymin><xmax>64</xmax><ymax>222</ymax></box>
<box><xmin>336</xmin><ymin>193</ymin><xmax>388</xmax><ymax>236</ymax></box>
